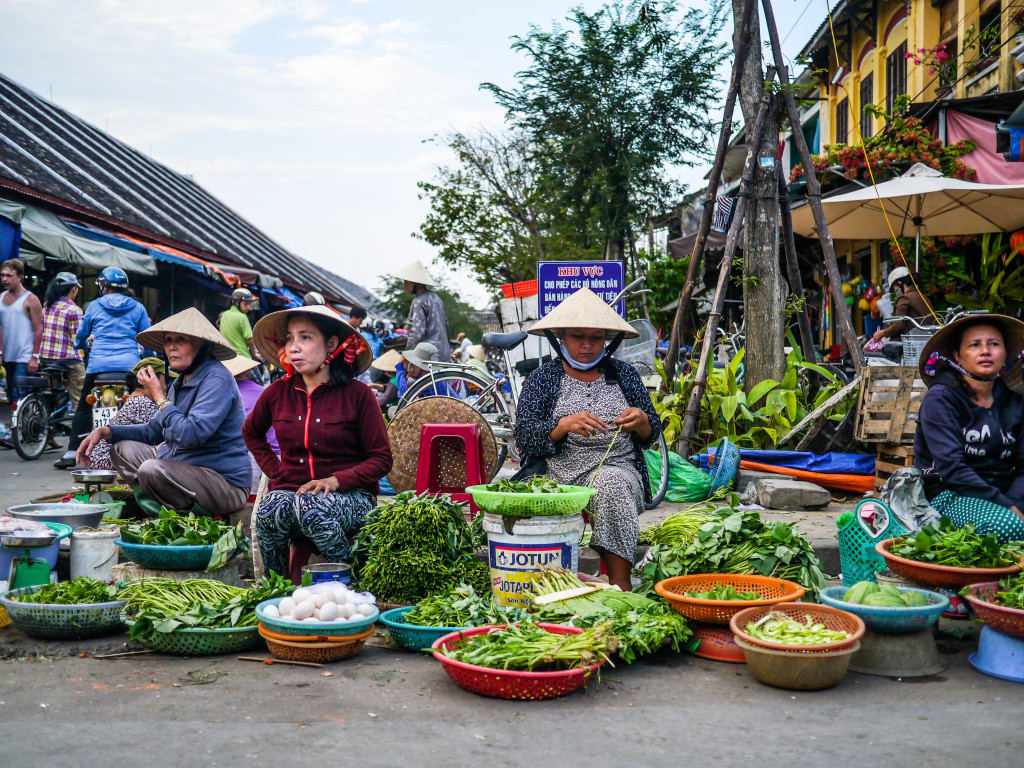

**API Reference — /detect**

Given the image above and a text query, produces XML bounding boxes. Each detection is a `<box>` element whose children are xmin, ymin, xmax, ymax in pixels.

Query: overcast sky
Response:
<box><xmin>0</xmin><ymin>0</ymin><xmax>821</xmax><ymax>307</ymax></box>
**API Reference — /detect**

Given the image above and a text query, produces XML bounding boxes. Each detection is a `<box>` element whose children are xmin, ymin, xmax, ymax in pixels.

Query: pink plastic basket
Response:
<box><xmin>961</xmin><ymin>581</ymin><xmax>1024</xmax><ymax>640</ymax></box>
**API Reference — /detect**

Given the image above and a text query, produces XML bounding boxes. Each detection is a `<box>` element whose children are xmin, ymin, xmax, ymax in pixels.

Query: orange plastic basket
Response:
<box><xmin>257</xmin><ymin>621</ymin><xmax>370</xmax><ymax>644</ymax></box>
<box><xmin>729</xmin><ymin>604</ymin><xmax>865</xmax><ymax>653</ymax></box>
<box><xmin>875</xmin><ymin>539</ymin><xmax>1023</xmax><ymax>589</ymax></box>
<box><xmin>655</xmin><ymin>574</ymin><xmax>806</xmax><ymax>625</ymax></box>
<box><xmin>690</xmin><ymin>621</ymin><xmax>746</xmax><ymax>663</ymax></box>
<box><xmin>258</xmin><ymin>625</ymin><xmax>374</xmax><ymax>664</ymax></box>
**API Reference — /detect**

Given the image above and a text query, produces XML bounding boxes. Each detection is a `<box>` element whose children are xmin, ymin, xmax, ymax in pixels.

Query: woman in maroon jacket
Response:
<box><xmin>244</xmin><ymin>305</ymin><xmax>393</xmax><ymax>577</ymax></box>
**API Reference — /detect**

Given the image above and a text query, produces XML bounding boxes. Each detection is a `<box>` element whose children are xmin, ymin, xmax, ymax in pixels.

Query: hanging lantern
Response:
<box><xmin>1011</xmin><ymin>230</ymin><xmax>1024</xmax><ymax>253</ymax></box>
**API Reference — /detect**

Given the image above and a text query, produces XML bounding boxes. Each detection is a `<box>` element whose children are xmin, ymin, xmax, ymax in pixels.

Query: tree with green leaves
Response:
<box><xmin>482</xmin><ymin>0</ymin><xmax>727</xmax><ymax>262</ymax></box>
<box><xmin>377</xmin><ymin>275</ymin><xmax>485</xmax><ymax>343</ymax></box>
<box><xmin>415</xmin><ymin>130</ymin><xmax>590</xmax><ymax>286</ymax></box>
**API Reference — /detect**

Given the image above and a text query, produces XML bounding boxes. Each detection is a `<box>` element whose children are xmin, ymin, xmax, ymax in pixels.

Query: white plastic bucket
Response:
<box><xmin>70</xmin><ymin>527</ymin><xmax>120</xmax><ymax>581</ymax></box>
<box><xmin>482</xmin><ymin>512</ymin><xmax>584</xmax><ymax>609</ymax></box>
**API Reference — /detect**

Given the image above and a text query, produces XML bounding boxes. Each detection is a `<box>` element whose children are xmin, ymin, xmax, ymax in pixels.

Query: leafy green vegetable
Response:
<box><xmin>981</xmin><ymin>573</ymin><xmax>1024</xmax><ymax>609</ymax></box>
<box><xmin>484</xmin><ymin>475</ymin><xmax>565</xmax><ymax>494</ymax></box>
<box><xmin>745</xmin><ymin>611</ymin><xmax>849</xmax><ymax>646</ymax></box>
<box><xmin>685</xmin><ymin>584</ymin><xmax>760</xmax><ymax>601</ymax></box>
<box><xmin>111</xmin><ymin>508</ymin><xmax>244</xmax><ymax>571</ymax></box>
<box><xmin>119</xmin><ymin>572</ymin><xmax>294</xmax><ymax>641</ymax></box>
<box><xmin>404</xmin><ymin>583</ymin><xmax>524</xmax><ymax>627</ymax></box>
<box><xmin>638</xmin><ymin>501</ymin><xmax>715</xmax><ymax>546</ymax></box>
<box><xmin>637</xmin><ymin>507</ymin><xmax>828</xmax><ymax>597</ymax></box>
<box><xmin>351</xmin><ymin>492</ymin><xmax>480</xmax><ymax>603</ymax></box>
<box><xmin>442</xmin><ymin>620</ymin><xmax>619</xmax><ymax>671</ymax></box>
<box><xmin>14</xmin><ymin>577</ymin><xmax>119</xmax><ymax>605</ymax></box>
<box><xmin>893</xmin><ymin>518</ymin><xmax>1020</xmax><ymax>569</ymax></box>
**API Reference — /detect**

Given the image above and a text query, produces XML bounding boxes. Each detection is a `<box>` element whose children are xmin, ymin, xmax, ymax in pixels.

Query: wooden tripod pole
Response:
<box><xmin>663</xmin><ymin>0</ymin><xmax>756</xmax><ymax>383</ymax></box>
<box><xmin>760</xmin><ymin>0</ymin><xmax>865</xmax><ymax>374</ymax></box>
<box><xmin>778</xmin><ymin>173</ymin><xmax>817</xmax><ymax>363</ymax></box>
<box><xmin>679</xmin><ymin>73</ymin><xmax>777</xmax><ymax>446</ymax></box>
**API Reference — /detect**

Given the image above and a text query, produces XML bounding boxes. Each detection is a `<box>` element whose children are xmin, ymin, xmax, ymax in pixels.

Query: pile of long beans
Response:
<box><xmin>443</xmin><ymin>621</ymin><xmax>619</xmax><ymax>671</ymax></box>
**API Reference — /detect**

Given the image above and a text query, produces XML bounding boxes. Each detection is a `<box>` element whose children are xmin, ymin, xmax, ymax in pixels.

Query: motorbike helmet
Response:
<box><xmin>302</xmin><ymin>291</ymin><xmax>326</xmax><ymax>306</ymax></box>
<box><xmin>887</xmin><ymin>266</ymin><xmax>911</xmax><ymax>291</ymax></box>
<box><xmin>231</xmin><ymin>287</ymin><xmax>255</xmax><ymax>305</ymax></box>
<box><xmin>54</xmin><ymin>271</ymin><xmax>81</xmax><ymax>287</ymax></box>
<box><xmin>97</xmin><ymin>267</ymin><xmax>129</xmax><ymax>291</ymax></box>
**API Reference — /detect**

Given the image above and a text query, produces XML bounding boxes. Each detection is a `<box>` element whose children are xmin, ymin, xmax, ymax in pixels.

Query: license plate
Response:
<box><xmin>92</xmin><ymin>406</ymin><xmax>118</xmax><ymax>429</ymax></box>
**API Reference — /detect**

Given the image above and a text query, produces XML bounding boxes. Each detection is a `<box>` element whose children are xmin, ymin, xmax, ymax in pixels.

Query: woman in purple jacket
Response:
<box><xmin>914</xmin><ymin>314</ymin><xmax>1024</xmax><ymax>543</ymax></box>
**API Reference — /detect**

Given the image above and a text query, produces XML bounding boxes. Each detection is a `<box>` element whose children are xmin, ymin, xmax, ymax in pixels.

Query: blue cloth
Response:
<box><xmin>362</xmin><ymin>329</ymin><xmax>384</xmax><ymax>359</ymax></box>
<box><xmin>76</xmin><ymin>294</ymin><xmax>152</xmax><ymax>373</ymax></box>
<box><xmin>0</xmin><ymin>217</ymin><xmax>20</xmax><ymax>263</ymax></box>
<box><xmin>395</xmin><ymin>361</ymin><xmax>408</xmax><ymax>396</ymax></box>
<box><xmin>109</xmin><ymin>357</ymin><xmax>251</xmax><ymax>489</ymax></box>
<box><xmin>695</xmin><ymin>448</ymin><xmax>876</xmax><ymax>475</ymax></box>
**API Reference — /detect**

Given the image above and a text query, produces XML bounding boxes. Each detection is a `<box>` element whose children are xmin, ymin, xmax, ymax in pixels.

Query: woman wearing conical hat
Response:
<box><xmin>75</xmin><ymin>308</ymin><xmax>252</xmax><ymax>518</ymax></box>
<box><xmin>513</xmin><ymin>288</ymin><xmax>662</xmax><ymax>591</ymax></box>
<box><xmin>392</xmin><ymin>260</ymin><xmax>451</xmax><ymax>363</ymax></box>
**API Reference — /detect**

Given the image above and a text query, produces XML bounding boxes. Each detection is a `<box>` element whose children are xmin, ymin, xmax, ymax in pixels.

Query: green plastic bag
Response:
<box><xmin>646</xmin><ymin>449</ymin><xmax>713</xmax><ymax>503</ymax></box>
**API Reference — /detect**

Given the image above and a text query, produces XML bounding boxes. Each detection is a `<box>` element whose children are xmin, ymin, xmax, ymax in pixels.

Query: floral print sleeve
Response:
<box><xmin>513</xmin><ymin>361</ymin><xmax>564</xmax><ymax>459</ymax></box>
<box><xmin>87</xmin><ymin>396</ymin><xmax>158</xmax><ymax>470</ymax></box>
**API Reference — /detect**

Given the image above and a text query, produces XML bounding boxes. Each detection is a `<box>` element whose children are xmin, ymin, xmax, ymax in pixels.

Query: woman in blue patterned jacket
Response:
<box><xmin>513</xmin><ymin>288</ymin><xmax>661</xmax><ymax>590</ymax></box>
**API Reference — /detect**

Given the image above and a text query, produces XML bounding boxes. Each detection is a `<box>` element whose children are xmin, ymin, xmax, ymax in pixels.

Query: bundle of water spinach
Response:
<box><xmin>113</xmin><ymin>508</ymin><xmax>244</xmax><ymax>571</ymax></box>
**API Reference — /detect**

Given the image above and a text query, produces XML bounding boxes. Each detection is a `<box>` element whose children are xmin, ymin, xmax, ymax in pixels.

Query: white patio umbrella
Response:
<box><xmin>790</xmin><ymin>164</ymin><xmax>1024</xmax><ymax>270</ymax></box>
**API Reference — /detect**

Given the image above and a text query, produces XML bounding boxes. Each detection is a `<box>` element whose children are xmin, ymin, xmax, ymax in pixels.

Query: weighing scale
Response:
<box><xmin>70</xmin><ymin>469</ymin><xmax>119</xmax><ymax>506</ymax></box>
<box><xmin>1</xmin><ymin>531</ymin><xmax>56</xmax><ymax>590</ymax></box>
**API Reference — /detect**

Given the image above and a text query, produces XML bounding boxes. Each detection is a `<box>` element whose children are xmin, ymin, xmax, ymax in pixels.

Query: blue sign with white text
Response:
<box><xmin>536</xmin><ymin>260</ymin><xmax>626</xmax><ymax>319</ymax></box>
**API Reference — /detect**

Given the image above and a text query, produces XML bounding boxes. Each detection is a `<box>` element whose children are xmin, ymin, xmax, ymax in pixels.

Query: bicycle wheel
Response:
<box><xmin>397</xmin><ymin>370</ymin><xmax>514</xmax><ymax>467</ymax></box>
<box><xmin>645</xmin><ymin>428</ymin><xmax>670</xmax><ymax>510</ymax></box>
<box><xmin>12</xmin><ymin>392</ymin><xmax>50</xmax><ymax>461</ymax></box>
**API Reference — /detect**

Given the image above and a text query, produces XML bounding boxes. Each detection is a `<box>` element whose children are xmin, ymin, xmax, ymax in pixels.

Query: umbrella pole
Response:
<box><xmin>663</xmin><ymin>0</ymin><xmax>756</xmax><ymax>383</ymax></box>
<box><xmin>760</xmin><ymin>0</ymin><xmax>865</xmax><ymax>375</ymax></box>
<box><xmin>915</xmin><ymin>228</ymin><xmax>921</xmax><ymax>272</ymax></box>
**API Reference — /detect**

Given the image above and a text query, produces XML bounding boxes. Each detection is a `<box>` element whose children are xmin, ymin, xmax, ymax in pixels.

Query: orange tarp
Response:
<box><xmin>740</xmin><ymin>460</ymin><xmax>875</xmax><ymax>493</ymax></box>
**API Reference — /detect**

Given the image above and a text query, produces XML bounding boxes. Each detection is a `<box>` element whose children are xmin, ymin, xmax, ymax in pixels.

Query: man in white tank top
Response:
<box><xmin>0</xmin><ymin>258</ymin><xmax>43</xmax><ymax>409</ymax></box>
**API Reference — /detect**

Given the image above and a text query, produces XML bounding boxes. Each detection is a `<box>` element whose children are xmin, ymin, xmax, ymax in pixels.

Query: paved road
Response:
<box><xmin>0</xmin><ymin>631</ymin><xmax>1019</xmax><ymax>768</ymax></box>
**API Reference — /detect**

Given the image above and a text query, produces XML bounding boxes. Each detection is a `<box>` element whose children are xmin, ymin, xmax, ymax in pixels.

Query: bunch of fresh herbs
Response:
<box><xmin>404</xmin><ymin>583</ymin><xmax>523</xmax><ymax>627</ymax></box>
<box><xmin>484</xmin><ymin>475</ymin><xmax>566</xmax><ymax>494</ymax></box>
<box><xmin>442</xmin><ymin>620</ymin><xmax>619</xmax><ymax>671</ymax></box>
<box><xmin>14</xmin><ymin>577</ymin><xmax>119</xmax><ymax>605</ymax></box>
<box><xmin>892</xmin><ymin>518</ymin><xmax>1020</xmax><ymax>569</ymax></box>
<box><xmin>112</xmin><ymin>508</ymin><xmax>244</xmax><ymax>571</ymax></box>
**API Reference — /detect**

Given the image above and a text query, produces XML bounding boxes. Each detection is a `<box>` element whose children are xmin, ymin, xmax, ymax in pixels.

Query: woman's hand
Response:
<box><xmin>614</xmin><ymin>407</ymin><xmax>649</xmax><ymax>433</ymax></box>
<box><xmin>75</xmin><ymin>426</ymin><xmax>110</xmax><ymax>466</ymax></box>
<box><xmin>552</xmin><ymin>411</ymin><xmax>609</xmax><ymax>440</ymax></box>
<box><xmin>136</xmin><ymin>365</ymin><xmax>166</xmax><ymax>403</ymax></box>
<box><xmin>297</xmin><ymin>475</ymin><xmax>340</xmax><ymax>496</ymax></box>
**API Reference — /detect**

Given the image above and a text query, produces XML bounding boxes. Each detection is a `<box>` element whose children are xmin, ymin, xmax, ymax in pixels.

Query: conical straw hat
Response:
<box><xmin>528</xmin><ymin>287</ymin><xmax>638</xmax><ymax>339</ymax></box>
<box><xmin>919</xmin><ymin>313</ymin><xmax>1024</xmax><ymax>387</ymax></box>
<box><xmin>252</xmin><ymin>304</ymin><xmax>372</xmax><ymax>376</ymax></box>
<box><xmin>391</xmin><ymin>259</ymin><xmax>436</xmax><ymax>287</ymax></box>
<box><xmin>222</xmin><ymin>355</ymin><xmax>260</xmax><ymax>378</ymax></box>
<box><xmin>137</xmin><ymin>308</ymin><xmax>238</xmax><ymax>361</ymax></box>
<box><xmin>370</xmin><ymin>349</ymin><xmax>403</xmax><ymax>373</ymax></box>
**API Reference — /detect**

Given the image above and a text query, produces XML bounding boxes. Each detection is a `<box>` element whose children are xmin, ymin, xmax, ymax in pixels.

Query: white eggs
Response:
<box><xmin>357</xmin><ymin>603</ymin><xmax>375</xmax><ymax>617</ymax></box>
<box><xmin>313</xmin><ymin>591</ymin><xmax>333</xmax><ymax>608</ymax></box>
<box><xmin>263</xmin><ymin>604</ymin><xmax>280</xmax><ymax>618</ymax></box>
<box><xmin>278</xmin><ymin>597</ymin><xmax>295</xmax><ymax>616</ymax></box>
<box><xmin>319</xmin><ymin>602</ymin><xmax>339</xmax><ymax>621</ymax></box>
<box><xmin>333</xmin><ymin>590</ymin><xmax>348</xmax><ymax>605</ymax></box>
<box><xmin>292</xmin><ymin>587</ymin><xmax>312</xmax><ymax>604</ymax></box>
<box><xmin>302</xmin><ymin>617</ymin><xmax>320</xmax><ymax>623</ymax></box>
<box><xmin>292</xmin><ymin>599</ymin><xmax>316</xmax><ymax>620</ymax></box>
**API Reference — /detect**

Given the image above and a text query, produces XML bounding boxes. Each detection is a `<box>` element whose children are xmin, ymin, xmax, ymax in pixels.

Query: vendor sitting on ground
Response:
<box><xmin>915</xmin><ymin>314</ymin><xmax>1024</xmax><ymax>543</ymax></box>
<box><xmin>513</xmin><ymin>288</ymin><xmax>661</xmax><ymax>591</ymax></box>
<box><xmin>872</xmin><ymin>267</ymin><xmax>932</xmax><ymax>343</ymax></box>
<box><xmin>87</xmin><ymin>357</ymin><xmax>175</xmax><ymax>470</ymax></box>
<box><xmin>76</xmin><ymin>308</ymin><xmax>251</xmax><ymax>518</ymax></box>
<box><xmin>243</xmin><ymin>305</ymin><xmax>393</xmax><ymax>578</ymax></box>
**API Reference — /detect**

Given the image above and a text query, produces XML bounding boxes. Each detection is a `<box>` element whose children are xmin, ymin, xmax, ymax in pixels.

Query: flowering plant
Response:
<box><xmin>906</xmin><ymin>44</ymin><xmax>956</xmax><ymax>82</ymax></box>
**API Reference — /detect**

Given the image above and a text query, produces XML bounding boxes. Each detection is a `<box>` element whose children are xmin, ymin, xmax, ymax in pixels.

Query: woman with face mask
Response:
<box><xmin>512</xmin><ymin>288</ymin><xmax>661</xmax><ymax>591</ymax></box>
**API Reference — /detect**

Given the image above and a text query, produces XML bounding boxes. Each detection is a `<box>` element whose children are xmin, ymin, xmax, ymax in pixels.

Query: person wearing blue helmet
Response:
<box><xmin>56</xmin><ymin>267</ymin><xmax>152</xmax><ymax>468</ymax></box>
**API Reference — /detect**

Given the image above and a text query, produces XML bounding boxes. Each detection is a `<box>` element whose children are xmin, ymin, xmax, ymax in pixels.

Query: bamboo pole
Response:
<box><xmin>778</xmin><ymin>173</ymin><xmax>816</xmax><ymax>363</ymax></box>
<box><xmin>663</xmin><ymin>0</ymin><xmax>756</xmax><ymax>383</ymax></box>
<box><xmin>760</xmin><ymin>0</ymin><xmax>865</xmax><ymax>374</ymax></box>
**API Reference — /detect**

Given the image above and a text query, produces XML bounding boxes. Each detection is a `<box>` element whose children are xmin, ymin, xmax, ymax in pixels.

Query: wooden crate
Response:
<box><xmin>874</xmin><ymin>443</ymin><xmax>915</xmax><ymax>491</ymax></box>
<box><xmin>854</xmin><ymin>366</ymin><xmax>927</xmax><ymax>444</ymax></box>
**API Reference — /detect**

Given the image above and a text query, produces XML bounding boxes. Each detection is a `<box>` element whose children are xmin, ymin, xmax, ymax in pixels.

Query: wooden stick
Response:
<box><xmin>778</xmin><ymin>173</ymin><xmax>817</xmax><ymax>363</ymax></box>
<box><xmin>778</xmin><ymin>375</ymin><xmax>860</xmax><ymax>444</ymax></box>
<box><xmin>663</xmin><ymin>0</ymin><xmax>756</xmax><ymax>383</ymax></box>
<box><xmin>236</xmin><ymin>656</ymin><xmax>324</xmax><ymax>668</ymax></box>
<box><xmin>93</xmin><ymin>650</ymin><xmax>157</xmax><ymax>659</ymax></box>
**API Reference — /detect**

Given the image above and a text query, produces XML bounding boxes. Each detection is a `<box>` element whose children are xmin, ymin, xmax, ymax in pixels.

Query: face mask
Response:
<box><xmin>559</xmin><ymin>341</ymin><xmax>606</xmax><ymax>371</ymax></box>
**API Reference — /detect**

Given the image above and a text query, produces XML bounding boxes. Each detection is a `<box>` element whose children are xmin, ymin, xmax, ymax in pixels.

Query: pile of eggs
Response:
<box><xmin>263</xmin><ymin>586</ymin><xmax>376</xmax><ymax>623</ymax></box>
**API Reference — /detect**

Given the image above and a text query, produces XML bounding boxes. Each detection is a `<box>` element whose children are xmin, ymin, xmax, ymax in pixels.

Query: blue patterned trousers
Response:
<box><xmin>255</xmin><ymin>488</ymin><xmax>374</xmax><ymax>577</ymax></box>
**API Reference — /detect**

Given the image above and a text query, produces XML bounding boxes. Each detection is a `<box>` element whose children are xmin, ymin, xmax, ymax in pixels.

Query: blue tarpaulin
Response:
<box><xmin>0</xmin><ymin>216</ymin><xmax>20</xmax><ymax>263</ymax></box>
<box><xmin>695</xmin><ymin>448</ymin><xmax>875</xmax><ymax>475</ymax></box>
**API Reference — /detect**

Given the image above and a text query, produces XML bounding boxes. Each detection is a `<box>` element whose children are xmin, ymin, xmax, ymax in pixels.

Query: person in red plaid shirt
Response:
<box><xmin>40</xmin><ymin>272</ymin><xmax>85</xmax><ymax>411</ymax></box>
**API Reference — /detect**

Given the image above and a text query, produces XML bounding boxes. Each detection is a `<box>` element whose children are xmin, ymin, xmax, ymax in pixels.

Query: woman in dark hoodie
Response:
<box><xmin>914</xmin><ymin>314</ymin><xmax>1024</xmax><ymax>543</ymax></box>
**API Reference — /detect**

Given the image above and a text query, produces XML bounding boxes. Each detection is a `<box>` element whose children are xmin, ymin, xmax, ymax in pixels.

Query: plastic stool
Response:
<box><xmin>288</xmin><ymin>537</ymin><xmax>316</xmax><ymax>585</ymax></box>
<box><xmin>415</xmin><ymin>423</ymin><xmax>487</xmax><ymax>518</ymax></box>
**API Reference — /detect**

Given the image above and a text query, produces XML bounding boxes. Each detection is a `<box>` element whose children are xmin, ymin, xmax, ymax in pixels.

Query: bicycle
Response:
<box><xmin>393</xmin><ymin>276</ymin><xmax>672</xmax><ymax>509</ymax></box>
<box><xmin>10</xmin><ymin>364</ymin><xmax>75</xmax><ymax>461</ymax></box>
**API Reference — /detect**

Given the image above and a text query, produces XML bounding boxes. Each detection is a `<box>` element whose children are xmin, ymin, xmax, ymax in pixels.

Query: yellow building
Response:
<box><xmin>800</xmin><ymin>0</ymin><xmax>1024</xmax><ymax>146</ymax></box>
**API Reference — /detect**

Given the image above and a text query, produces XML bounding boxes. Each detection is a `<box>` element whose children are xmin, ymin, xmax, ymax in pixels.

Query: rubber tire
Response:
<box><xmin>396</xmin><ymin>369</ymin><xmax>514</xmax><ymax>469</ymax></box>
<box><xmin>12</xmin><ymin>392</ymin><xmax>50</xmax><ymax>461</ymax></box>
<box><xmin>645</xmin><ymin>429</ymin><xmax>670</xmax><ymax>510</ymax></box>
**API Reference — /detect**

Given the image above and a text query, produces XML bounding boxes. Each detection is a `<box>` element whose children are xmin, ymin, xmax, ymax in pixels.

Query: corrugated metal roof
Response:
<box><xmin>0</xmin><ymin>71</ymin><xmax>378</xmax><ymax>309</ymax></box>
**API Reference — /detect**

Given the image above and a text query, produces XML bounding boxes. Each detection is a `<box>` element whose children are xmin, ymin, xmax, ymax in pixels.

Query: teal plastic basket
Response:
<box><xmin>122</xmin><ymin>617</ymin><xmax>262</xmax><ymax>655</ymax></box>
<box><xmin>379</xmin><ymin>606</ymin><xmax>466</xmax><ymax>652</ymax></box>
<box><xmin>255</xmin><ymin>597</ymin><xmax>379</xmax><ymax>637</ymax></box>
<box><xmin>837</xmin><ymin>499</ymin><xmax>906</xmax><ymax>587</ymax></box>
<box><xmin>708</xmin><ymin>439</ymin><xmax>740</xmax><ymax>494</ymax></box>
<box><xmin>0</xmin><ymin>586</ymin><xmax>126</xmax><ymax>640</ymax></box>
<box><xmin>115</xmin><ymin>539</ymin><xmax>241</xmax><ymax>571</ymax></box>
<box><xmin>819</xmin><ymin>586</ymin><xmax>947</xmax><ymax>634</ymax></box>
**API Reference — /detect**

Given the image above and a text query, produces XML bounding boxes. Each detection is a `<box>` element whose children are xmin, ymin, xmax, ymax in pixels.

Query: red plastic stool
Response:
<box><xmin>415</xmin><ymin>423</ymin><xmax>487</xmax><ymax>519</ymax></box>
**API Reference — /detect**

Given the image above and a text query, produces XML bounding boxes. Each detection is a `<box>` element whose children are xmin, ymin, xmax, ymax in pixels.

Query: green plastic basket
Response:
<box><xmin>465</xmin><ymin>484</ymin><xmax>596</xmax><ymax>517</ymax></box>
<box><xmin>837</xmin><ymin>499</ymin><xmax>906</xmax><ymax>587</ymax></box>
<box><xmin>122</xmin><ymin>617</ymin><xmax>263</xmax><ymax>655</ymax></box>
<box><xmin>379</xmin><ymin>607</ymin><xmax>466</xmax><ymax>652</ymax></box>
<box><xmin>0</xmin><ymin>586</ymin><xmax>126</xmax><ymax>640</ymax></box>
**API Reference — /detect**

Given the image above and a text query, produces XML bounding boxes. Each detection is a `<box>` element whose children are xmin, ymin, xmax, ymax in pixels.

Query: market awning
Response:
<box><xmin>205</xmin><ymin>261</ymin><xmax>283</xmax><ymax>289</ymax></box>
<box><xmin>0</xmin><ymin>196</ymin><xmax>157</xmax><ymax>275</ymax></box>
